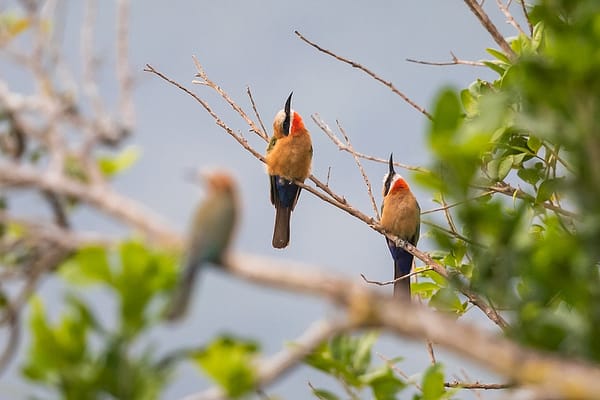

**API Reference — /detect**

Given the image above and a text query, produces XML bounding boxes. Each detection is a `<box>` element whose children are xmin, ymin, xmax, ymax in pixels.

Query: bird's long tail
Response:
<box><xmin>272</xmin><ymin>205</ymin><xmax>292</xmax><ymax>248</ymax></box>
<box><xmin>388</xmin><ymin>239</ymin><xmax>414</xmax><ymax>299</ymax></box>
<box><xmin>164</xmin><ymin>262</ymin><xmax>200</xmax><ymax>321</ymax></box>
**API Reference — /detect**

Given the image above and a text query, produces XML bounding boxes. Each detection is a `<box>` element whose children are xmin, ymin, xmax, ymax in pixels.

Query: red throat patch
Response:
<box><xmin>390</xmin><ymin>177</ymin><xmax>409</xmax><ymax>193</ymax></box>
<box><xmin>291</xmin><ymin>112</ymin><xmax>306</xmax><ymax>135</ymax></box>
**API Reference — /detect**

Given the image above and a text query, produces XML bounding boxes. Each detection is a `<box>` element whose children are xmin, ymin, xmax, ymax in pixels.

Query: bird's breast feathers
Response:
<box><xmin>266</xmin><ymin>132</ymin><xmax>312</xmax><ymax>180</ymax></box>
<box><xmin>381</xmin><ymin>192</ymin><xmax>420</xmax><ymax>239</ymax></box>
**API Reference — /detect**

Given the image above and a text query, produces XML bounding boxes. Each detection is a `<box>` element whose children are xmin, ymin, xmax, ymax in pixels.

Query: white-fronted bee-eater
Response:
<box><xmin>165</xmin><ymin>171</ymin><xmax>239</xmax><ymax>321</ymax></box>
<box><xmin>380</xmin><ymin>154</ymin><xmax>420</xmax><ymax>298</ymax></box>
<box><xmin>265</xmin><ymin>92</ymin><xmax>313</xmax><ymax>248</ymax></box>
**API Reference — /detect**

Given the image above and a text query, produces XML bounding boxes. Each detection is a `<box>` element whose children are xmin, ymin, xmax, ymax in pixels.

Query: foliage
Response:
<box><xmin>8</xmin><ymin>0</ymin><xmax>600</xmax><ymax>399</ymax></box>
<box><xmin>305</xmin><ymin>332</ymin><xmax>406</xmax><ymax>399</ymax></box>
<box><xmin>22</xmin><ymin>240</ymin><xmax>179</xmax><ymax>399</ymax></box>
<box><xmin>193</xmin><ymin>335</ymin><xmax>259</xmax><ymax>398</ymax></box>
<box><xmin>420</xmin><ymin>0</ymin><xmax>600</xmax><ymax>360</ymax></box>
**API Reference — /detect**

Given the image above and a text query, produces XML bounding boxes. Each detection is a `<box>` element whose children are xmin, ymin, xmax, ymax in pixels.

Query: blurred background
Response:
<box><xmin>0</xmin><ymin>1</ymin><xmax>517</xmax><ymax>398</ymax></box>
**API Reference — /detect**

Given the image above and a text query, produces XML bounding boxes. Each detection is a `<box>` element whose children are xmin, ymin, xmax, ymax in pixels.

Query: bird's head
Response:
<box><xmin>272</xmin><ymin>92</ymin><xmax>306</xmax><ymax>138</ymax></box>
<box><xmin>382</xmin><ymin>153</ymin><xmax>410</xmax><ymax>197</ymax></box>
<box><xmin>199</xmin><ymin>171</ymin><xmax>237</xmax><ymax>196</ymax></box>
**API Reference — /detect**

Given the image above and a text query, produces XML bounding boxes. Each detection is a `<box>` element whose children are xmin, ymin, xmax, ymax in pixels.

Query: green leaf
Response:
<box><xmin>421</xmin><ymin>363</ymin><xmax>445</xmax><ymax>400</ymax></box>
<box><xmin>98</xmin><ymin>146</ymin><xmax>140</xmax><ymax>178</ymax></box>
<box><xmin>536</xmin><ymin>178</ymin><xmax>563</xmax><ymax>203</ymax></box>
<box><xmin>412</xmin><ymin>282</ymin><xmax>439</xmax><ymax>298</ymax></box>
<box><xmin>431</xmin><ymin>89</ymin><xmax>462</xmax><ymax>140</ymax></box>
<box><xmin>361</xmin><ymin>365</ymin><xmax>406</xmax><ymax>400</ymax></box>
<box><xmin>527</xmin><ymin>135</ymin><xmax>542</xmax><ymax>153</ymax></box>
<box><xmin>310</xmin><ymin>387</ymin><xmax>341</xmax><ymax>400</ymax></box>
<box><xmin>460</xmin><ymin>89</ymin><xmax>477</xmax><ymax>116</ymax></box>
<box><xmin>194</xmin><ymin>335</ymin><xmax>259</xmax><ymax>398</ymax></box>
<box><xmin>352</xmin><ymin>331</ymin><xmax>378</xmax><ymax>374</ymax></box>
<box><xmin>531</xmin><ymin>22</ymin><xmax>545</xmax><ymax>50</ymax></box>
<box><xmin>517</xmin><ymin>166</ymin><xmax>543</xmax><ymax>185</ymax></box>
<box><xmin>487</xmin><ymin>155</ymin><xmax>514</xmax><ymax>181</ymax></box>
<box><xmin>482</xmin><ymin>60</ymin><xmax>508</xmax><ymax>76</ymax></box>
<box><xmin>486</xmin><ymin>47</ymin><xmax>511</xmax><ymax>64</ymax></box>
<box><xmin>429</xmin><ymin>288</ymin><xmax>466</xmax><ymax>315</ymax></box>
<box><xmin>59</xmin><ymin>246</ymin><xmax>111</xmax><ymax>285</ymax></box>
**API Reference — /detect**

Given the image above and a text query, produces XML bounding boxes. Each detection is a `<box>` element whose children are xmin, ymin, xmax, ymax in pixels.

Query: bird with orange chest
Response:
<box><xmin>265</xmin><ymin>92</ymin><xmax>313</xmax><ymax>249</ymax></box>
<box><xmin>165</xmin><ymin>171</ymin><xmax>239</xmax><ymax>321</ymax></box>
<box><xmin>380</xmin><ymin>153</ymin><xmax>421</xmax><ymax>299</ymax></box>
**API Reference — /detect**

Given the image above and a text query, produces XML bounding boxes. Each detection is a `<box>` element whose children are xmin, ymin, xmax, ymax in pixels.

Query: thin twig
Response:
<box><xmin>116</xmin><ymin>0</ymin><xmax>135</xmax><ymax>134</ymax></box>
<box><xmin>495</xmin><ymin>0</ymin><xmax>527</xmax><ymax>35</ymax></box>
<box><xmin>294</xmin><ymin>31</ymin><xmax>432</xmax><ymax>120</ymax></box>
<box><xmin>145</xmin><ymin>64</ymin><xmax>265</xmax><ymax>163</ymax></box>
<box><xmin>191</xmin><ymin>56</ymin><xmax>267</xmax><ymax>143</ymax></box>
<box><xmin>463</xmin><ymin>0</ymin><xmax>516</xmax><ymax>59</ymax></box>
<box><xmin>246</xmin><ymin>86</ymin><xmax>268</xmax><ymax>141</ymax></box>
<box><xmin>483</xmin><ymin>183</ymin><xmax>578</xmax><ymax>219</ymax></box>
<box><xmin>337</xmin><ymin>120</ymin><xmax>380</xmax><ymax>219</ymax></box>
<box><xmin>406</xmin><ymin>52</ymin><xmax>485</xmax><ymax>67</ymax></box>
<box><xmin>146</xmin><ymin>63</ymin><xmax>509</xmax><ymax>330</ymax></box>
<box><xmin>360</xmin><ymin>267</ymin><xmax>434</xmax><ymax>287</ymax></box>
<box><xmin>421</xmin><ymin>191</ymin><xmax>494</xmax><ymax>215</ymax></box>
<box><xmin>312</xmin><ymin>114</ymin><xmax>425</xmax><ymax>172</ymax></box>
<box><xmin>422</xmin><ymin>220</ymin><xmax>484</xmax><ymax>247</ymax></box>
<box><xmin>519</xmin><ymin>0</ymin><xmax>533</xmax><ymax>35</ymax></box>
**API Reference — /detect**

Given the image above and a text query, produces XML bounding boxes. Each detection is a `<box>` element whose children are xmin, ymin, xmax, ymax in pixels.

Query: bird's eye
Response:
<box><xmin>383</xmin><ymin>174</ymin><xmax>393</xmax><ymax>196</ymax></box>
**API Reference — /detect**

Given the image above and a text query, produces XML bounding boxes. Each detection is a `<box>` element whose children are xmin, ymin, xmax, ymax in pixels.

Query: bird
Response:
<box><xmin>164</xmin><ymin>171</ymin><xmax>239</xmax><ymax>321</ymax></box>
<box><xmin>380</xmin><ymin>153</ymin><xmax>420</xmax><ymax>299</ymax></box>
<box><xmin>265</xmin><ymin>92</ymin><xmax>313</xmax><ymax>248</ymax></box>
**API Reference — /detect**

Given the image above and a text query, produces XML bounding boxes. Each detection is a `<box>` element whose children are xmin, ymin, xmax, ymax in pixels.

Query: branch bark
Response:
<box><xmin>184</xmin><ymin>253</ymin><xmax>600</xmax><ymax>399</ymax></box>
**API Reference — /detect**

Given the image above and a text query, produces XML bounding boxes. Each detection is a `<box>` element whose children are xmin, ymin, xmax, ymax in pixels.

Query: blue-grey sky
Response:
<box><xmin>0</xmin><ymin>1</ymin><xmax>521</xmax><ymax>398</ymax></box>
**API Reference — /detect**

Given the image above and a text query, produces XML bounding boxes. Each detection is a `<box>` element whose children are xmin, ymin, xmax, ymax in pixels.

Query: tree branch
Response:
<box><xmin>186</xmin><ymin>318</ymin><xmax>351</xmax><ymax>400</ymax></box>
<box><xmin>0</xmin><ymin>162</ymin><xmax>179</xmax><ymax>247</ymax></box>
<box><xmin>144</xmin><ymin>62</ymin><xmax>509</xmax><ymax>330</ymax></box>
<box><xmin>294</xmin><ymin>30</ymin><xmax>432</xmax><ymax>120</ymax></box>
<box><xmin>463</xmin><ymin>0</ymin><xmax>516</xmax><ymax>59</ymax></box>
<box><xmin>202</xmin><ymin>253</ymin><xmax>600</xmax><ymax>399</ymax></box>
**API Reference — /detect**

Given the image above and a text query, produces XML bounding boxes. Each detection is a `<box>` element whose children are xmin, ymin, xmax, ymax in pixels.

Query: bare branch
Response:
<box><xmin>186</xmin><ymin>318</ymin><xmax>351</xmax><ymax>400</ymax></box>
<box><xmin>145</xmin><ymin>64</ymin><xmax>508</xmax><ymax>330</ymax></box>
<box><xmin>463</xmin><ymin>0</ymin><xmax>516</xmax><ymax>58</ymax></box>
<box><xmin>191</xmin><ymin>56</ymin><xmax>266</xmax><ymax>143</ymax></box>
<box><xmin>484</xmin><ymin>182</ymin><xmax>579</xmax><ymax>219</ymax></box>
<box><xmin>0</xmin><ymin>162</ymin><xmax>179</xmax><ymax>247</ymax></box>
<box><xmin>246</xmin><ymin>86</ymin><xmax>269</xmax><ymax>141</ymax></box>
<box><xmin>336</xmin><ymin>120</ymin><xmax>380</xmax><ymax>220</ymax></box>
<box><xmin>208</xmin><ymin>253</ymin><xmax>600</xmax><ymax>399</ymax></box>
<box><xmin>496</xmin><ymin>0</ymin><xmax>527</xmax><ymax>35</ymax></box>
<box><xmin>294</xmin><ymin>30</ymin><xmax>432</xmax><ymax>120</ymax></box>
<box><xmin>360</xmin><ymin>267</ymin><xmax>433</xmax><ymax>287</ymax></box>
<box><xmin>421</xmin><ymin>191</ymin><xmax>494</xmax><ymax>215</ymax></box>
<box><xmin>445</xmin><ymin>380</ymin><xmax>513</xmax><ymax>390</ymax></box>
<box><xmin>519</xmin><ymin>0</ymin><xmax>534</xmax><ymax>35</ymax></box>
<box><xmin>116</xmin><ymin>0</ymin><xmax>135</xmax><ymax>134</ymax></box>
<box><xmin>145</xmin><ymin>64</ymin><xmax>265</xmax><ymax>162</ymax></box>
<box><xmin>406</xmin><ymin>52</ymin><xmax>485</xmax><ymax>67</ymax></box>
<box><xmin>312</xmin><ymin>114</ymin><xmax>425</xmax><ymax>172</ymax></box>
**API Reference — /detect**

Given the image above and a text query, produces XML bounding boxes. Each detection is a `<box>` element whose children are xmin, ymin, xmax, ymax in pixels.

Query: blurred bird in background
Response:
<box><xmin>165</xmin><ymin>171</ymin><xmax>239</xmax><ymax>321</ymax></box>
<box><xmin>265</xmin><ymin>92</ymin><xmax>313</xmax><ymax>248</ymax></box>
<box><xmin>380</xmin><ymin>154</ymin><xmax>420</xmax><ymax>298</ymax></box>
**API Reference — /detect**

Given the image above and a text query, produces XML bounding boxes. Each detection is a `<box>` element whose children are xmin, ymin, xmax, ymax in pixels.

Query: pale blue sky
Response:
<box><xmin>0</xmin><ymin>1</ymin><xmax>520</xmax><ymax>398</ymax></box>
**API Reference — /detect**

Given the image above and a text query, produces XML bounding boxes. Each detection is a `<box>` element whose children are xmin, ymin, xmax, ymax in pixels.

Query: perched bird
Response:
<box><xmin>165</xmin><ymin>171</ymin><xmax>239</xmax><ymax>321</ymax></box>
<box><xmin>380</xmin><ymin>154</ymin><xmax>420</xmax><ymax>298</ymax></box>
<box><xmin>265</xmin><ymin>92</ymin><xmax>313</xmax><ymax>248</ymax></box>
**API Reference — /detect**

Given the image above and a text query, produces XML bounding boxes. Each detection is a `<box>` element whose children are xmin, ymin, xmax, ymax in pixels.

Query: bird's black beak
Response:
<box><xmin>282</xmin><ymin>92</ymin><xmax>293</xmax><ymax>136</ymax></box>
<box><xmin>388</xmin><ymin>153</ymin><xmax>395</xmax><ymax>175</ymax></box>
